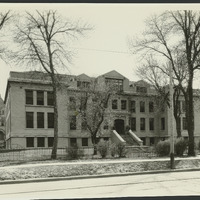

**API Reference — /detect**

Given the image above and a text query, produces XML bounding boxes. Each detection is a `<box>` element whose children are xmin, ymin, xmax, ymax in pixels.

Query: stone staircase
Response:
<box><xmin>120</xmin><ymin>134</ymin><xmax>139</xmax><ymax>146</ymax></box>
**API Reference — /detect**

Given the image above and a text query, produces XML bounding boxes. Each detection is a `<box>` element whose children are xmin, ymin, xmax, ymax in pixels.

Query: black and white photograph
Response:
<box><xmin>0</xmin><ymin>2</ymin><xmax>200</xmax><ymax>200</ymax></box>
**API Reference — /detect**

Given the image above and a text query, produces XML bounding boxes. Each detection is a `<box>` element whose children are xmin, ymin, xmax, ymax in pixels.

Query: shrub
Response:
<box><xmin>66</xmin><ymin>145</ymin><xmax>81</xmax><ymax>160</ymax></box>
<box><xmin>116</xmin><ymin>143</ymin><xmax>127</xmax><ymax>158</ymax></box>
<box><xmin>175</xmin><ymin>137</ymin><xmax>187</xmax><ymax>157</ymax></box>
<box><xmin>97</xmin><ymin>140</ymin><xmax>109</xmax><ymax>158</ymax></box>
<box><xmin>110</xmin><ymin>143</ymin><xmax>117</xmax><ymax>157</ymax></box>
<box><xmin>155</xmin><ymin>140</ymin><xmax>170</xmax><ymax>157</ymax></box>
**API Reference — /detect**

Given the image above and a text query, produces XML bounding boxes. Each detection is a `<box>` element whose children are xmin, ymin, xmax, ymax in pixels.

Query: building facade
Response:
<box><xmin>4</xmin><ymin>70</ymin><xmax>200</xmax><ymax>149</ymax></box>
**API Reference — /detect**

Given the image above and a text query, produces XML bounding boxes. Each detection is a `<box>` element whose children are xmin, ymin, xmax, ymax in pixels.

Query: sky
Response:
<box><xmin>1</xmin><ymin>3</ymin><xmax>200</xmax><ymax>99</ymax></box>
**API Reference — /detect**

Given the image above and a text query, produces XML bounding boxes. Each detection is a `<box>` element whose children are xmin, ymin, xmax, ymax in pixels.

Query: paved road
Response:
<box><xmin>0</xmin><ymin>170</ymin><xmax>200</xmax><ymax>200</ymax></box>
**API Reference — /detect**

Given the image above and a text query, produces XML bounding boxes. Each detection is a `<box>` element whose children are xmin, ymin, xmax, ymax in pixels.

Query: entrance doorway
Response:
<box><xmin>114</xmin><ymin>119</ymin><xmax>125</xmax><ymax>135</ymax></box>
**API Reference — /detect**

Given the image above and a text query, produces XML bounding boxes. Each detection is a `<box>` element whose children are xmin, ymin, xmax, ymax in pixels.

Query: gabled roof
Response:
<box><xmin>101</xmin><ymin>70</ymin><xmax>127</xmax><ymax>80</ymax></box>
<box><xmin>77</xmin><ymin>73</ymin><xmax>91</xmax><ymax>81</ymax></box>
<box><xmin>135</xmin><ymin>80</ymin><xmax>150</xmax><ymax>87</ymax></box>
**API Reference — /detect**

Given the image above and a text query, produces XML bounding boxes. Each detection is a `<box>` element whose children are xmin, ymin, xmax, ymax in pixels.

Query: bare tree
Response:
<box><xmin>130</xmin><ymin>10</ymin><xmax>200</xmax><ymax>156</ymax></box>
<box><xmin>78</xmin><ymin>80</ymin><xmax>116</xmax><ymax>155</ymax></box>
<box><xmin>0</xmin><ymin>11</ymin><xmax>11</xmax><ymax>60</ymax></box>
<box><xmin>13</xmin><ymin>10</ymin><xmax>92</xmax><ymax>159</ymax></box>
<box><xmin>136</xmin><ymin>57</ymin><xmax>183</xmax><ymax>138</ymax></box>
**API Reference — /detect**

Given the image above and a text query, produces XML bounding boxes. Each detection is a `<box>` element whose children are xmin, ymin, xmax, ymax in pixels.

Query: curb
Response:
<box><xmin>0</xmin><ymin>167</ymin><xmax>200</xmax><ymax>185</ymax></box>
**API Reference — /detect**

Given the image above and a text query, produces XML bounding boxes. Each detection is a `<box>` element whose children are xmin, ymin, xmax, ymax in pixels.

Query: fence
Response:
<box><xmin>0</xmin><ymin>146</ymin><xmax>157</xmax><ymax>162</ymax></box>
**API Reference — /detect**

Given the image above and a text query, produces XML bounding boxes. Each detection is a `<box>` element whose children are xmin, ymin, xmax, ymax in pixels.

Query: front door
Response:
<box><xmin>114</xmin><ymin>119</ymin><xmax>125</xmax><ymax>135</ymax></box>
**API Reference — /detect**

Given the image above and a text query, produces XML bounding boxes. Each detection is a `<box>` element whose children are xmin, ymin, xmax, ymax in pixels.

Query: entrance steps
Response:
<box><xmin>110</xmin><ymin>130</ymin><xmax>143</xmax><ymax>146</ymax></box>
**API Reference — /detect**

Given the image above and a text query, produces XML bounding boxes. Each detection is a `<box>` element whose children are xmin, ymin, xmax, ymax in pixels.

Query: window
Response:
<box><xmin>130</xmin><ymin>100</ymin><xmax>136</xmax><ymax>112</ymax></box>
<box><xmin>26</xmin><ymin>90</ymin><xmax>33</xmax><ymax>105</ymax></box>
<box><xmin>136</xmin><ymin>86</ymin><xmax>147</xmax><ymax>93</ymax></box>
<box><xmin>183</xmin><ymin>117</ymin><xmax>187</xmax><ymax>130</ymax></box>
<box><xmin>149</xmin><ymin>102</ymin><xmax>154</xmax><ymax>112</ymax></box>
<box><xmin>105</xmin><ymin>78</ymin><xmax>123</xmax><ymax>91</ymax></box>
<box><xmin>26</xmin><ymin>112</ymin><xmax>34</xmax><ymax>128</ymax></box>
<box><xmin>140</xmin><ymin>101</ymin><xmax>145</xmax><ymax>112</ymax></box>
<box><xmin>182</xmin><ymin>101</ymin><xmax>186</xmax><ymax>112</ymax></box>
<box><xmin>112</xmin><ymin>99</ymin><xmax>118</xmax><ymax>109</ymax></box>
<box><xmin>82</xmin><ymin>138</ymin><xmax>88</xmax><ymax>146</ymax></box>
<box><xmin>70</xmin><ymin>116</ymin><xmax>76</xmax><ymax>130</ymax></box>
<box><xmin>150</xmin><ymin>137</ymin><xmax>155</xmax><ymax>145</ymax></box>
<box><xmin>48</xmin><ymin>137</ymin><xmax>54</xmax><ymax>147</ymax></box>
<box><xmin>81</xmin><ymin>120</ymin><xmax>87</xmax><ymax>130</ymax></box>
<box><xmin>77</xmin><ymin>81</ymin><xmax>90</xmax><ymax>88</ymax></box>
<box><xmin>26</xmin><ymin>137</ymin><xmax>34</xmax><ymax>147</ymax></box>
<box><xmin>140</xmin><ymin>118</ymin><xmax>145</xmax><ymax>130</ymax></box>
<box><xmin>149</xmin><ymin>118</ymin><xmax>154</xmax><ymax>131</ymax></box>
<box><xmin>37</xmin><ymin>137</ymin><xmax>45</xmax><ymax>147</ymax></box>
<box><xmin>70</xmin><ymin>138</ymin><xmax>77</xmax><ymax>147</ymax></box>
<box><xmin>37</xmin><ymin>91</ymin><xmax>44</xmax><ymax>105</ymax></box>
<box><xmin>161</xmin><ymin>118</ymin><xmax>165</xmax><ymax>130</ymax></box>
<box><xmin>37</xmin><ymin>112</ymin><xmax>44</xmax><ymax>128</ymax></box>
<box><xmin>69</xmin><ymin>97</ymin><xmax>76</xmax><ymax>110</ymax></box>
<box><xmin>121</xmin><ymin>100</ymin><xmax>127</xmax><ymax>110</ymax></box>
<box><xmin>48</xmin><ymin>113</ymin><xmax>54</xmax><ymax>128</ymax></box>
<box><xmin>130</xmin><ymin>117</ymin><xmax>136</xmax><ymax>131</ymax></box>
<box><xmin>47</xmin><ymin>91</ymin><xmax>54</xmax><ymax>106</ymax></box>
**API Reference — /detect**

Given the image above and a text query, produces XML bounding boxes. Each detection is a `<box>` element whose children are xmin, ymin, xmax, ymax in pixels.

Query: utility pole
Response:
<box><xmin>169</xmin><ymin>63</ymin><xmax>175</xmax><ymax>169</ymax></box>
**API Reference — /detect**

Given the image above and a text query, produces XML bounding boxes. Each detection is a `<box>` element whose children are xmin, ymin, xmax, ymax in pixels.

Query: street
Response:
<box><xmin>0</xmin><ymin>170</ymin><xmax>200</xmax><ymax>199</ymax></box>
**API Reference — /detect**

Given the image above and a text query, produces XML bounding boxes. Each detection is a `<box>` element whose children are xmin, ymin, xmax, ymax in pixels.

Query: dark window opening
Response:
<box><xmin>149</xmin><ymin>118</ymin><xmax>154</xmax><ymax>131</ymax></box>
<box><xmin>130</xmin><ymin>100</ymin><xmax>136</xmax><ymax>112</ymax></box>
<box><xmin>47</xmin><ymin>91</ymin><xmax>54</xmax><ymax>106</ymax></box>
<box><xmin>150</xmin><ymin>137</ymin><xmax>155</xmax><ymax>145</ymax></box>
<box><xmin>82</xmin><ymin>138</ymin><xmax>88</xmax><ymax>146</ymax></box>
<box><xmin>37</xmin><ymin>137</ymin><xmax>45</xmax><ymax>147</ymax></box>
<box><xmin>70</xmin><ymin>116</ymin><xmax>76</xmax><ymax>130</ymax></box>
<box><xmin>112</xmin><ymin>99</ymin><xmax>118</xmax><ymax>109</ymax></box>
<box><xmin>26</xmin><ymin>137</ymin><xmax>34</xmax><ymax>147</ymax></box>
<box><xmin>48</xmin><ymin>113</ymin><xmax>54</xmax><ymax>128</ymax></box>
<box><xmin>105</xmin><ymin>78</ymin><xmax>123</xmax><ymax>91</ymax></box>
<box><xmin>140</xmin><ymin>118</ymin><xmax>145</xmax><ymax>130</ymax></box>
<box><xmin>121</xmin><ymin>100</ymin><xmax>127</xmax><ymax>110</ymax></box>
<box><xmin>37</xmin><ymin>91</ymin><xmax>44</xmax><ymax>105</ymax></box>
<box><xmin>130</xmin><ymin>117</ymin><xmax>136</xmax><ymax>131</ymax></box>
<box><xmin>149</xmin><ymin>102</ymin><xmax>154</xmax><ymax>112</ymax></box>
<box><xmin>161</xmin><ymin>118</ymin><xmax>165</xmax><ymax>130</ymax></box>
<box><xmin>69</xmin><ymin>96</ymin><xmax>76</xmax><ymax>110</ymax></box>
<box><xmin>140</xmin><ymin>101</ymin><xmax>145</xmax><ymax>112</ymax></box>
<box><xmin>26</xmin><ymin>112</ymin><xmax>34</xmax><ymax>128</ymax></box>
<box><xmin>77</xmin><ymin>81</ymin><xmax>90</xmax><ymax>88</ymax></box>
<box><xmin>26</xmin><ymin>90</ymin><xmax>33</xmax><ymax>105</ymax></box>
<box><xmin>48</xmin><ymin>137</ymin><xmax>54</xmax><ymax>147</ymax></box>
<box><xmin>70</xmin><ymin>138</ymin><xmax>77</xmax><ymax>147</ymax></box>
<box><xmin>136</xmin><ymin>86</ymin><xmax>147</xmax><ymax>93</ymax></box>
<box><xmin>37</xmin><ymin>112</ymin><xmax>44</xmax><ymax>128</ymax></box>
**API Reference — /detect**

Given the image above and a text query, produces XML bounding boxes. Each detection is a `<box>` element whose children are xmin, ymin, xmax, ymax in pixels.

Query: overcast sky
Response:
<box><xmin>0</xmin><ymin>3</ymin><xmax>200</xmax><ymax>99</ymax></box>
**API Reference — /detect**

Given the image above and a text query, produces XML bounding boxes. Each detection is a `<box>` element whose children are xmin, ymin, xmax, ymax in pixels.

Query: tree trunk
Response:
<box><xmin>91</xmin><ymin>135</ymin><xmax>98</xmax><ymax>155</ymax></box>
<box><xmin>51</xmin><ymin>83</ymin><xmax>58</xmax><ymax>159</ymax></box>
<box><xmin>175</xmin><ymin>117</ymin><xmax>181</xmax><ymax>137</ymax></box>
<box><xmin>187</xmin><ymin>77</ymin><xmax>195</xmax><ymax>156</ymax></box>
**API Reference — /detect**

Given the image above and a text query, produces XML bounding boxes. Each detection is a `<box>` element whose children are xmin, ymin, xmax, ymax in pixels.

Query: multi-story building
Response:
<box><xmin>4</xmin><ymin>70</ymin><xmax>200</xmax><ymax>149</ymax></box>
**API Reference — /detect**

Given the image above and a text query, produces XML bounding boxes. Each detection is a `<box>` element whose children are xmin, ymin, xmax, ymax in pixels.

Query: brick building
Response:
<box><xmin>4</xmin><ymin>70</ymin><xmax>200</xmax><ymax>149</ymax></box>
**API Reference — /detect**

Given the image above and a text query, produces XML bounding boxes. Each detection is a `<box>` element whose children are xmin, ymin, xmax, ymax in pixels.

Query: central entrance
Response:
<box><xmin>114</xmin><ymin>119</ymin><xmax>125</xmax><ymax>135</ymax></box>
